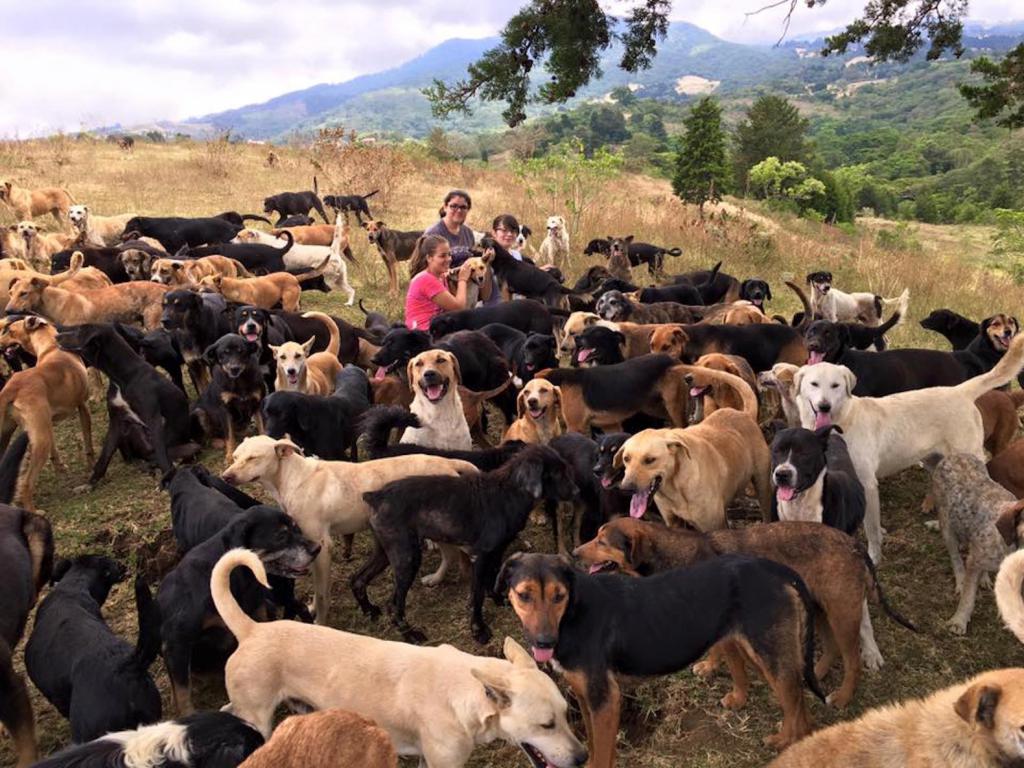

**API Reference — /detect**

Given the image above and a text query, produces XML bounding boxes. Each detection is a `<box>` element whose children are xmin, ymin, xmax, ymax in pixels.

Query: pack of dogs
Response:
<box><xmin>1</xmin><ymin>174</ymin><xmax>1024</xmax><ymax>768</ymax></box>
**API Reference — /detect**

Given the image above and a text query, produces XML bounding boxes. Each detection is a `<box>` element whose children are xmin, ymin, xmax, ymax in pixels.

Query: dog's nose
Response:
<box><xmin>817</xmin><ymin>402</ymin><xmax>831</xmax><ymax>413</ymax></box>
<box><xmin>574</xmin><ymin>750</ymin><xmax>588</xmax><ymax>766</ymax></box>
<box><xmin>527</xmin><ymin>399</ymin><xmax>538</xmax><ymax>409</ymax></box>
<box><xmin>774</xmin><ymin>468</ymin><xmax>793</xmax><ymax>485</ymax></box>
<box><xmin>533</xmin><ymin>636</ymin><xmax>557</xmax><ymax>649</ymax></box>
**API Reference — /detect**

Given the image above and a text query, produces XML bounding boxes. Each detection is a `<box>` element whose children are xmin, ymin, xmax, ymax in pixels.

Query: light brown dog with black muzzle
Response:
<box><xmin>503</xmin><ymin>379</ymin><xmax>565</xmax><ymax>445</ymax></box>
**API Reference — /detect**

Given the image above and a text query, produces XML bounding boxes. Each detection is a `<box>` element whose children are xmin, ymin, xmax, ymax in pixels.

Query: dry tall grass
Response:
<box><xmin>0</xmin><ymin>138</ymin><xmax>1020</xmax><ymax>768</ymax></box>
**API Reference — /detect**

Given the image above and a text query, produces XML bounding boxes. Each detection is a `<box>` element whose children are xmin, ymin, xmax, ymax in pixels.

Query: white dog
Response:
<box><xmin>795</xmin><ymin>334</ymin><xmax>1024</xmax><ymax>564</ymax></box>
<box><xmin>805</xmin><ymin>271</ymin><xmax>902</xmax><ymax>325</ymax></box>
<box><xmin>537</xmin><ymin>215</ymin><xmax>569</xmax><ymax>268</ymax></box>
<box><xmin>401</xmin><ymin>350</ymin><xmax>473</xmax><ymax>451</ymax></box>
<box><xmin>67</xmin><ymin>205</ymin><xmax>135</xmax><ymax>247</ymax></box>
<box><xmin>234</xmin><ymin>227</ymin><xmax>353</xmax><ymax>301</ymax></box>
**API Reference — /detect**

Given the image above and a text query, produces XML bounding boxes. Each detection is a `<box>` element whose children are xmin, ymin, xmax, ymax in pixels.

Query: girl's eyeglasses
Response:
<box><xmin>448</xmin><ymin>203</ymin><xmax>469</xmax><ymax>211</ymax></box>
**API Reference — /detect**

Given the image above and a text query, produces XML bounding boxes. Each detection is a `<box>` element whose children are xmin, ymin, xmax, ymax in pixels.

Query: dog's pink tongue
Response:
<box><xmin>532</xmin><ymin>647</ymin><xmax>554</xmax><ymax>663</ymax></box>
<box><xmin>689</xmin><ymin>386</ymin><xmax>708</xmax><ymax>397</ymax></box>
<box><xmin>600</xmin><ymin>476</ymin><xmax>613</xmax><ymax>489</ymax></box>
<box><xmin>814</xmin><ymin>410</ymin><xmax>832</xmax><ymax>430</ymax></box>
<box><xmin>808</xmin><ymin>351</ymin><xmax>825</xmax><ymax>365</ymax></box>
<box><xmin>629</xmin><ymin>488</ymin><xmax>651</xmax><ymax>519</ymax></box>
<box><xmin>426</xmin><ymin>384</ymin><xmax>444</xmax><ymax>400</ymax></box>
<box><xmin>777</xmin><ymin>486</ymin><xmax>796</xmax><ymax>502</ymax></box>
<box><xmin>373</xmin><ymin>366</ymin><xmax>387</xmax><ymax>381</ymax></box>
<box><xmin>577</xmin><ymin>348</ymin><xmax>593</xmax><ymax>363</ymax></box>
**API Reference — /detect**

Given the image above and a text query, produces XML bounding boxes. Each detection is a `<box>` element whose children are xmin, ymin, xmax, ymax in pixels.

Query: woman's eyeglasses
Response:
<box><xmin>447</xmin><ymin>203</ymin><xmax>469</xmax><ymax>211</ymax></box>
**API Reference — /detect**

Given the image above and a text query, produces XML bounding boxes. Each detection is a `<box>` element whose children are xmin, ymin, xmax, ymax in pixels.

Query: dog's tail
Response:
<box><xmin>295</xmin><ymin>254</ymin><xmax>331</xmax><ymax>282</ymax></box>
<box><xmin>871</xmin><ymin>288</ymin><xmax>909</xmax><ymax>338</ymax></box>
<box><xmin>665</xmin><ymin>247</ymin><xmax>682</xmax><ymax>257</ymax></box>
<box><xmin>49</xmin><ymin>250</ymin><xmax>85</xmax><ymax>286</ymax></box>
<box><xmin>230</xmin><ymin>259</ymin><xmax>255</xmax><ymax>278</ymax></box>
<box><xmin>681</xmin><ymin>366</ymin><xmax>758</xmax><ymax>420</ymax></box>
<box><xmin>358</xmin><ymin>299</ymin><xmax>374</xmax><ymax>318</ymax></box>
<box><xmin>241</xmin><ymin>214</ymin><xmax>273</xmax><ymax>227</ymax></box>
<box><xmin>995</xmin><ymin>550</ymin><xmax>1024</xmax><ymax>645</ymax></box>
<box><xmin>858</xmin><ymin>542</ymin><xmax>918</xmax><ymax>632</ymax></box>
<box><xmin>273</xmin><ymin>230</ymin><xmax>294</xmax><ymax>256</ymax></box>
<box><xmin>458</xmin><ymin>376</ymin><xmax>512</xmax><ymax>408</ymax></box>
<box><xmin>785</xmin><ymin>281</ymin><xmax>813</xmax><ymax>333</ymax></box>
<box><xmin>133</xmin><ymin>574</ymin><xmax>163</xmax><ymax>668</ymax></box>
<box><xmin>769</xmin><ymin>561</ymin><xmax>827</xmax><ymax>703</ymax></box>
<box><xmin>0</xmin><ymin>432</ymin><xmax>29</xmax><ymax>505</ymax></box>
<box><xmin>362</xmin><ymin>189</ymin><xmax>380</xmax><ymax>199</ymax></box>
<box><xmin>313</xmin><ymin>176</ymin><xmax>318</xmax><ymax>197</ymax></box>
<box><xmin>358</xmin><ymin>405</ymin><xmax>421</xmax><ymax>458</ymax></box>
<box><xmin>211</xmin><ymin>548</ymin><xmax>267</xmax><ymax>641</ymax></box>
<box><xmin>955</xmin><ymin>334</ymin><xmax>1024</xmax><ymax>400</ymax></box>
<box><xmin>302</xmin><ymin>311</ymin><xmax>340</xmax><ymax>356</ymax></box>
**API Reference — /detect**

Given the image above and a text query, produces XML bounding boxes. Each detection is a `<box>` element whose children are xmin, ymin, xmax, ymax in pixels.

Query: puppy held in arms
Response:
<box><xmin>401</xmin><ymin>350</ymin><xmax>472</xmax><ymax>451</ymax></box>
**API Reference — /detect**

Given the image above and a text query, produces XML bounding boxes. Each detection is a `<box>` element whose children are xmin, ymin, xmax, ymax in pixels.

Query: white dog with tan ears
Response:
<box><xmin>212</xmin><ymin>548</ymin><xmax>588</xmax><ymax>768</ymax></box>
<box><xmin>795</xmin><ymin>333</ymin><xmax>1024</xmax><ymax>564</ymax></box>
<box><xmin>68</xmin><ymin>205</ymin><xmax>135</xmax><ymax>247</ymax></box>
<box><xmin>401</xmin><ymin>349</ymin><xmax>473</xmax><ymax>451</ymax></box>
<box><xmin>537</xmin><ymin>215</ymin><xmax>569</xmax><ymax>269</ymax></box>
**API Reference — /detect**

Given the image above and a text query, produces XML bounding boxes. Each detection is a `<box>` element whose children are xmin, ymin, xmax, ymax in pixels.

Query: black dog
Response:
<box><xmin>115</xmin><ymin>323</ymin><xmax>186</xmax><ymax>393</ymax></box>
<box><xmin>637</xmin><ymin>282</ymin><xmax>703</xmax><ymax>306</ymax></box>
<box><xmin>739</xmin><ymin>279</ymin><xmax>772</xmax><ymax>312</ymax></box>
<box><xmin>191</xmin><ymin>334</ymin><xmax>265</xmax><ymax>455</ymax></box>
<box><xmin>573</xmin><ymin>325</ymin><xmax>625</xmax><ymax>367</ymax></box>
<box><xmin>358</xmin><ymin>299</ymin><xmax>391</xmax><ymax>342</ymax></box>
<box><xmin>156</xmin><ymin>505</ymin><xmax>319</xmax><ymax>714</ymax></box>
<box><xmin>370</xmin><ymin>326</ymin><xmax>512</xmax><ymax>392</ymax></box>
<box><xmin>160</xmin><ymin>290</ymin><xmax>233</xmax><ymax>391</ymax></box>
<box><xmin>0</xmin><ymin>438</ymin><xmax>53</xmax><ymax>767</ymax></box>
<box><xmin>263</xmin><ymin>179</ymin><xmax>329</xmax><ymax>225</ymax></box>
<box><xmin>33</xmin><ymin>711</ymin><xmax>264</xmax><ymax>768</ymax></box>
<box><xmin>481</xmin><ymin>236</ymin><xmax>571</xmax><ymax>307</ymax></box>
<box><xmin>429</xmin><ymin>299</ymin><xmax>561</xmax><ymax>339</ymax></box>
<box><xmin>51</xmin><ymin>247</ymin><xmax>131</xmax><ymax>283</ymax></box>
<box><xmin>121</xmin><ymin>216</ymin><xmax>244</xmax><ymax>252</ymax></box>
<box><xmin>166</xmin><ymin>465</ymin><xmax>259</xmax><ymax>553</ymax></box>
<box><xmin>275</xmin><ymin>214</ymin><xmax>315</xmax><ymax>228</ymax></box>
<box><xmin>572</xmin><ymin>266</ymin><xmax>613</xmax><ymax>294</ymax></box>
<box><xmin>919</xmin><ymin>308</ymin><xmax>980</xmax><ymax>350</ymax></box>
<box><xmin>56</xmin><ymin>324</ymin><xmax>198</xmax><ymax>484</ymax></box>
<box><xmin>546</xmin><ymin>432</ymin><xmax>620</xmax><ymax>550</ymax></box>
<box><xmin>323</xmin><ymin>189</ymin><xmax>379</xmax><ymax>223</ymax></box>
<box><xmin>355</xmin><ymin>445</ymin><xmax>578</xmax><ymax>644</ymax></box>
<box><xmin>262</xmin><ymin>365</ymin><xmax>372</xmax><ymax>460</ymax></box>
<box><xmin>477</xmin><ymin>323</ymin><xmax>558</xmax><ymax>385</ymax></box>
<box><xmin>186</xmin><ymin>232</ymin><xmax>294</xmax><ymax>275</ymax></box>
<box><xmin>25</xmin><ymin>556</ymin><xmax>161</xmax><ymax>742</ymax></box>
<box><xmin>770</xmin><ymin>426</ymin><xmax>866</xmax><ymax>535</ymax></box>
<box><xmin>672</xmin><ymin>261</ymin><xmax>736</xmax><ymax>304</ymax></box>
<box><xmin>583</xmin><ymin>238</ymin><xmax>682</xmax><ymax>275</ymax></box>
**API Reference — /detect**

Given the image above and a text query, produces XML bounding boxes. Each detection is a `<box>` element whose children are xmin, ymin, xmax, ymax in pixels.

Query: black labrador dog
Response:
<box><xmin>192</xmin><ymin>334</ymin><xmax>265</xmax><ymax>458</ymax></box>
<box><xmin>477</xmin><ymin>323</ymin><xmax>558</xmax><ymax>385</ymax></box>
<box><xmin>160</xmin><ymin>290</ymin><xmax>233</xmax><ymax>391</ymax></box>
<box><xmin>121</xmin><ymin>216</ymin><xmax>244</xmax><ymax>252</ymax></box>
<box><xmin>324</xmin><ymin>189</ymin><xmax>378</xmax><ymax>223</ymax></box>
<box><xmin>919</xmin><ymin>308</ymin><xmax>980</xmax><ymax>350</ymax></box>
<box><xmin>263</xmin><ymin>179</ymin><xmax>330</xmax><ymax>225</ymax></box>
<box><xmin>25</xmin><ymin>556</ymin><xmax>162</xmax><ymax>742</ymax></box>
<box><xmin>114</xmin><ymin>324</ymin><xmax>186</xmax><ymax>393</ymax></box>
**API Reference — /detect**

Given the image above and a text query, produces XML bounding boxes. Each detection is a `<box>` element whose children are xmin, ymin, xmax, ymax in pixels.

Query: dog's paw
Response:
<box><xmin>946</xmin><ymin>617</ymin><xmax>968</xmax><ymax>636</ymax></box>
<box><xmin>472</xmin><ymin>624</ymin><xmax>493</xmax><ymax>645</ymax></box>
<box><xmin>403</xmin><ymin>626</ymin><xmax>428</xmax><ymax>645</ymax></box>
<box><xmin>825</xmin><ymin>690</ymin><xmax>853</xmax><ymax>709</ymax></box>
<box><xmin>980</xmin><ymin>573</ymin><xmax>993</xmax><ymax>590</ymax></box>
<box><xmin>420</xmin><ymin>572</ymin><xmax>444</xmax><ymax>587</ymax></box>
<box><xmin>923</xmin><ymin>519</ymin><xmax>940</xmax><ymax>532</ymax></box>
<box><xmin>692</xmin><ymin>659</ymin><xmax>718</xmax><ymax>679</ymax></box>
<box><xmin>721</xmin><ymin>691</ymin><xmax>746</xmax><ymax>710</ymax></box>
<box><xmin>861</xmin><ymin>647</ymin><xmax>885</xmax><ymax>672</ymax></box>
<box><xmin>762</xmin><ymin>732</ymin><xmax>792</xmax><ymax>751</ymax></box>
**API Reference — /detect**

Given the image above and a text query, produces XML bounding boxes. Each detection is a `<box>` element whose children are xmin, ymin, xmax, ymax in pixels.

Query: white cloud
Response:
<box><xmin>0</xmin><ymin>0</ymin><xmax>1019</xmax><ymax>136</ymax></box>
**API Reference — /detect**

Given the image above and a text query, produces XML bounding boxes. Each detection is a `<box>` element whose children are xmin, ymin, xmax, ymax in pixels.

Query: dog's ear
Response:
<box><xmin>274</xmin><ymin>439</ymin><xmax>302</xmax><ymax>458</ymax></box>
<box><xmin>29</xmin><ymin>277</ymin><xmax>47</xmax><ymax>289</ymax></box>
<box><xmin>171</xmin><ymin>262</ymin><xmax>185</xmax><ymax>272</ymax></box>
<box><xmin>840</xmin><ymin>365</ymin><xmax>857</xmax><ymax>395</ymax></box>
<box><xmin>269</xmin><ymin>344</ymin><xmax>281</xmax><ymax>358</ymax></box>
<box><xmin>624</xmin><ymin>235</ymin><xmax>634</xmax><ymax>244</ymax></box>
<box><xmin>502</xmin><ymin>637</ymin><xmax>537</xmax><ymax>669</ymax></box>
<box><xmin>765</xmin><ymin>283</ymin><xmax>772</xmax><ymax>300</ymax></box>
<box><xmin>814</xmin><ymin>424</ymin><xmax>837</xmax><ymax>444</ymax></box>
<box><xmin>613</xmin><ymin>331</ymin><xmax>626</xmax><ymax>352</ymax></box>
<box><xmin>583</xmin><ymin>314</ymin><xmax>598</xmax><ymax>327</ymax></box>
<box><xmin>954</xmin><ymin>682</ymin><xmax>1002</xmax><ymax>730</ymax></box>
<box><xmin>666</xmin><ymin>436</ymin><xmax>690</xmax><ymax>459</ymax></box>
<box><xmin>301</xmin><ymin>337</ymin><xmax>315</xmax><ymax>357</ymax></box>
<box><xmin>995</xmin><ymin>500</ymin><xmax>1024</xmax><ymax>546</ymax></box>
<box><xmin>805</xmin><ymin>272</ymin><xmax>814</xmax><ymax>285</ymax></box>
<box><xmin>511</xmin><ymin>455</ymin><xmax>545</xmax><ymax>499</ymax></box>
<box><xmin>405</xmin><ymin>358</ymin><xmax>416</xmax><ymax>391</ymax></box>
<box><xmin>470</xmin><ymin>667</ymin><xmax>512</xmax><ymax>711</ymax></box>
<box><xmin>1011</xmin><ymin>317</ymin><xmax>1021</xmax><ymax>336</ymax></box>
<box><xmin>516</xmin><ymin>388</ymin><xmax>527</xmax><ymax>419</ymax></box>
<box><xmin>612</xmin><ymin>444</ymin><xmax>626</xmax><ymax>469</ymax></box>
<box><xmin>24</xmin><ymin>316</ymin><xmax>46</xmax><ymax>331</ymax></box>
<box><xmin>448</xmin><ymin>352</ymin><xmax>462</xmax><ymax>385</ymax></box>
<box><xmin>495</xmin><ymin>553</ymin><xmax>524</xmax><ymax>596</ymax></box>
<box><xmin>51</xmin><ymin>557</ymin><xmax>73</xmax><ymax>584</ymax></box>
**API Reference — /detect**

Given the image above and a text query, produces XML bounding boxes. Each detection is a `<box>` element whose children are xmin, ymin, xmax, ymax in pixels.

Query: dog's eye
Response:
<box><xmin>541</xmin><ymin>720</ymin><xmax>556</xmax><ymax>730</ymax></box>
<box><xmin>810</xmin><ymin>382</ymin><xmax>818</xmax><ymax>388</ymax></box>
<box><xmin>643</xmin><ymin>457</ymin><xmax>655</xmax><ymax>465</ymax></box>
<box><xmin>552</xmin><ymin>592</ymin><xmax>566</xmax><ymax>604</ymax></box>
<box><xmin>830</xmin><ymin>383</ymin><xmax>839</xmax><ymax>389</ymax></box>
<box><xmin>515</xmin><ymin>590</ymin><xmax>531</xmax><ymax>604</ymax></box>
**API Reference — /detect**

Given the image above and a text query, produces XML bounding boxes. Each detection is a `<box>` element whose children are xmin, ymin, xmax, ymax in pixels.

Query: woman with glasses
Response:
<box><xmin>420</xmin><ymin>189</ymin><xmax>497</xmax><ymax>305</ymax></box>
<box><xmin>490</xmin><ymin>213</ymin><xmax>525</xmax><ymax>262</ymax></box>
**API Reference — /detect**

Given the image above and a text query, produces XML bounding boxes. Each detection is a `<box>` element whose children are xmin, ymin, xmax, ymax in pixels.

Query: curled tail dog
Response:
<box><xmin>301</xmin><ymin>311</ymin><xmax>340</xmax><ymax>356</ymax></box>
<box><xmin>785</xmin><ymin>281</ymin><xmax>813</xmax><ymax>333</ymax></box>
<box><xmin>358</xmin><ymin>406</ymin><xmax>421</xmax><ymax>458</ymax></box>
<box><xmin>955</xmin><ymin>333</ymin><xmax>1024</xmax><ymax>400</ymax></box>
<box><xmin>996</xmin><ymin>550</ymin><xmax>1024</xmax><ymax>644</ymax></box>
<box><xmin>681</xmin><ymin>367</ymin><xmax>758</xmax><ymax>420</ymax></box>
<box><xmin>211</xmin><ymin>548</ymin><xmax>268</xmax><ymax>642</ymax></box>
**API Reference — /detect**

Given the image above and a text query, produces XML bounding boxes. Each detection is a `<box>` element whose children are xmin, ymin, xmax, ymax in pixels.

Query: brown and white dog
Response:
<box><xmin>401</xmin><ymin>350</ymin><xmax>473</xmax><ymax>451</ymax></box>
<box><xmin>151</xmin><ymin>256</ymin><xmax>251</xmax><ymax>286</ymax></box>
<box><xmin>503</xmin><ymin>379</ymin><xmax>566</xmax><ymax>444</ymax></box>
<box><xmin>0</xmin><ymin>181</ymin><xmax>75</xmax><ymax>228</ymax></box>
<box><xmin>67</xmin><ymin>205</ymin><xmax>135</xmax><ymax>247</ymax></box>
<box><xmin>271</xmin><ymin>312</ymin><xmax>342</xmax><ymax>395</ymax></box>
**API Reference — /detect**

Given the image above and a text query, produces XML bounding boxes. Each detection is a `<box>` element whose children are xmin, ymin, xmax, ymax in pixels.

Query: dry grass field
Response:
<box><xmin>1</xmin><ymin>137</ymin><xmax>1022</xmax><ymax>767</ymax></box>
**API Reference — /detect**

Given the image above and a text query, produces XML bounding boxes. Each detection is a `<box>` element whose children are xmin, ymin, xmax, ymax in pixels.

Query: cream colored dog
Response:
<box><xmin>0</xmin><ymin>181</ymin><xmax>74</xmax><ymax>228</ymax></box>
<box><xmin>16</xmin><ymin>221</ymin><xmax>74</xmax><ymax>271</ymax></box>
<box><xmin>401</xmin><ymin>350</ymin><xmax>473</xmax><ymax>451</ymax></box>
<box><xmin>503</xmin><ymin>379</ymin><xmax>565</xmax><ymax>444</ymax></box>
<box><xmin>795</xmin><ymin>334</ymin><xmax>1024</xmax><ymax>564</ymax></box>
<box><xmin>212</xmin><ymin>549</ymin><xmax>587</xmax><ymax>767</ymax></box>
<box><xmin>558</xmin><ymin>311</ymin><xmax>618</xmax><ymax>355</ymax></box>
<box><xmin>770</xmin><ymin>668</ymin><xmax>1024</xmax><ymax>768</ymax></box>
<box><xmin>537</xmin><ymin>215</ymin><xmax>569</xmax><ymax>268</ymax></box>
<box><xmin>271</xmin><ymin>312</ymin><xmax>342</xmax><ymax>395</ymax></box>
<box><xmin>758</xmin><ymin>363</ymin><xmax>801</xmax><ymax>426</ymax></box>
<box><xmin>996</xmin><ymin>550</ymin><xmax>1024</xmax><ymax>645</ymax></box>
<box><xmin>220</xmin><ymin>436</ymin><xmax>477</xmax><ymax>624</ymax></box>
<box><xmin>615</xmin><ymin>372</ymin><xmax>771</xmax><ymax>530</ymax></box>
<box><xmin>67</xmin><ymin>205</ymin><xmax>135</xmax><ymax>247</ymax></box>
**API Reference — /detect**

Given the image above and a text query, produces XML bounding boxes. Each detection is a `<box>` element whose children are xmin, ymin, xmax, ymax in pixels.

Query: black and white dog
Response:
<box><xmin>769</xmin><ymin>425</ymin><xmax>865</xmax><ymax>536</ymax></box>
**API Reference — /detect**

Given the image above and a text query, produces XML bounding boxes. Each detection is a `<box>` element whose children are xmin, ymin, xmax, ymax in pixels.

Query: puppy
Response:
<box><xmin>769</xmin><ymin>668</ymin><xmax>1024</xmax><ymax>768</ymax></box>
<box><xmin>503</xmin><ymin>379</ymin><xmax>566</xmax><ymax>444</ymax></box>
<box><xmin>271</xmin><ymin>311</ymin><xmax>342</xmax><ymax>395</ymax></box>
<box><xmin>238</xmin><ymin>710</ymin><xmax>395</xmax><ymax>768</ymax></box>
<box><xmin>537</xmin><ymin>215</ymin><xmax>569</xmax><ymax>268</ymax></box>
<box><xmin>25</xmin><ymin>556</ymin><xmax>161</xmax><ymax>742</ymax></box>
<box><xmin>924</xmin><ymin>452</ymin><xmax>1024</xmax><ymax>635</ymax></box>
<box><xmin>401</xmin><ymin>349</ymin><xmax>473</xmax><ymax>451</ymax></box>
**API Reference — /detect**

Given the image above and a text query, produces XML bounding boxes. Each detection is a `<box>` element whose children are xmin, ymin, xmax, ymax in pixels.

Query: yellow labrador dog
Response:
<box><xmin>615</xmin><ymin>370</ymin><xmax>771</xmax><ymax>530</ymax></box>
<box><xmin>503</xmin><ymin>379</ymin><xmax>565</xmax><ymax>444</ymax></box>
<box><xmin>271</xmin><ymin>312</ymin><xmax>342</xmax><ymax>395</ymax></box>
<box><xmin>67</xmin><ymin>205</ymin><xmax>135</xmax><ymax>247</ymax></box>
<box><xmin>770</xmin><ymin>668</ymin><xmax>1024</xmax><ymax>768</ymax></box>
<box><xmin>221</xmin><ymin>436</ymin><xmax>477</xmax><ymax>624</ymax></box>
<box><xmin>0</xmin><ymin>181</ymin><xmax>74</xmax><ymax>228</ymax></box>
<box><xmin>795</xmin><ymin>333</ymin><xmax>1024</xmax><ymax>564</ymax></box>
<box><xmin>212</xmin><ymin>549</ymin><xmax>587</xmax><ymax>767</ymax></box>
<box><xmin>401</xmin><ymin>350</ymin><xmax>473</xmax><ymax>451</ymax></box>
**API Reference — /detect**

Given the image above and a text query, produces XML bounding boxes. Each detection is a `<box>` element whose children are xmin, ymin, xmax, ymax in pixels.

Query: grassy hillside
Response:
<box><xmin>1</xmin><ymin>139</ymin><xmax>1022</xmax><ymax>767</ymax></box>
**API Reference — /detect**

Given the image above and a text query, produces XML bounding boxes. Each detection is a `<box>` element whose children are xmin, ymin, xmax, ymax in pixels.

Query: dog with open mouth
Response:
<box><xmin>401</xmin><ymin>349</ymin><xmax>473</xmax><ymax>451</ymax></box>
<box><xmin>572</xmin><ymin>324</ymin><xmax>625</xmax><ymax>367</ymax></box>
<box><xmin>503</xmin><ymin>379</ymin><xmax>566</xmax><ymax>444</ymax></box>
<box><xmin>270</xmin><ymin>312</ymin><xmax>342</xmax><ymax>396</ymax></box>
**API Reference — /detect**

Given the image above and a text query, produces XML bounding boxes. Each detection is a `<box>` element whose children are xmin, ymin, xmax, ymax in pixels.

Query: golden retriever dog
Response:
<box><xmin>150</xmin><ymin>256</ymin><xmax>251</xmax><ymax>286</ymax></box>
<box><xmin>770</xmin><ymin>668</ymin><xmax>1024</xmax><ymax>768</ymax></box>
<box><xmin>0</xmin><ymin>181</ymin><xmax>75</xmax><ymax>228</ymax></box>
<box><xmin>67</xmin><ymin>205</ymin><xmax>135</xmax><ymax>247</ymax></box>
<box><xmin>537</xmin><ymin>215</ymin><xmax>569</xmax><ymax>268</ymax></box>
<box><xmin>795</xmin><ymin>334</ymin><xmax>1024</xmax><ymax>564</ymax></box>
<box><xmin>270</xmin><ymin>223</ymin><xmax>335</xmax><ymax>246</ymax></box>
<box><xmin>15</xmin><ymin>221</ymin><xmax>75</xmax><ymax>271</ymax></box>
<box><xmin>615</xmin><ymin>371</ymin><xmax>771</xmax><ymax>530</ymax></box>
<box><xmin>271</xmin><ymin>312</ymin><xmax>342</xmax><ymax>395</ymax></box>
<box><xmin>212</xmin><ymin>550</ymin><xmax>586</xmax><ymax>767</ymax></box>
<box><xmin>503</xmin><ymin>379</ymin><xmax>565</xmax><ymax>444</ymax></box>
<box><xmin>221</xmin><ymin>436</ymin><xmax>478</xmax><ymax>623</ymax></box>
<box><xmin>0</xmin><ymin>316</ymin><xmax>92</xmax><ymax>511</ymax></box>
<box><xmin>402</xmin><ymin>350</ymin><xmax>473</xmax><ymax>451</ymax></box>
<box><xmin>199</xmin><ymin>255</ymin><xmax>329</xmax><ymax>312</ymax></box>
<box><xmin>6</xmin><ymin>267</ymin><xmax>168</xmax><ymax>329</ymax></box>
<box><xmin>239</xmin><ymin>710</ymin><xmax>397</xmax><ymax>768</ymax></box>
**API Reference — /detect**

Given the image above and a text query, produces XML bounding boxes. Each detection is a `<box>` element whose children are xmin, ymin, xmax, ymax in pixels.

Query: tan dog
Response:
<box><xmin>270</xmin><ymin>223</ymin><xmax>335</xmax><ymax>245</ymax></box>
<box><xmin>447</xmin><ymin>256</ymin><xmax>490</xmax><ymax>307</ymax></box>
<box><xmin>1</xmin><ymin>225</ymin><xmax>28</xmax><ymax>262</ymax></box>
<box><xmin>995</xmin><ymin>550</ymin><xmax>1024</xmax><ymax>645</ymax></box>
<box><xmin>0</xmin><ymin>181</ymin><xmax>74</xmax><ymax>228</ymax></box>
<box><xmin>150</xmin><ymin>256</ymin><xmax>251</xmax><ymax>286</ymax></box>
<box><xmin>758</xmin><ymin>363</ymin><xmax>801</xmax><ymax>426</ymax></box>
<box><xmin>199</xmin><ymin>255</ymin><xmax>329</xmax><ymax>312</ymax></box>
<box><xmin>615</xmin><ymin>372</ymin><xmax>771</xmax><ymax>530</ymax></box>
<box><xmin>271</xmin><ymin>312</ymin><xmax>342</xmax><ymax>395</ymax></box>
<box><xmin>537</xmin><ymin>215</ymin><xmax>569</xmax><ymax>268</ymax></box>
<box><xmin>0</xmin><ymin>257</ymin><xmax>29</xmax><ymax>271</ymax></box>
<box><xmin>67</xmin><ymin>205</ymin><xmax>134</xmax><ymax>247</ymax></box>
<box><xmin>6</xmin><ymin>270</ymin><xmax>168</xmax><ymax>329</ymax></box>
<box><xmin>0</xmin><ymin>316</ymin><xmax>93</xmax><ymax>511</ymax></box>
<box><xmin>16</xmin><ymin>221</ymin><xmax>75</xmax><ymax>271</ymax></box>
<box><xmin>688</xmin><ymin>353</ymin><xmax>759</xmax><ymax>417</ymax></box>
<box><xmin>402</xmin><ymin>350</ymin><xmax>473</xmax><ymax>451</ymax></box>
<box><xmin>770</xmin><ymin>668</ymin><xmax>1024</xmax><ymax>768</ymax></box>
<box><xmin>239</xmin><ymin>710</ymin><xmax>397</xmax><ymax>768</ymax></box>
<box><xmin>221</xmin><ymin>436</ymin><xmax>478</xmax><ymax>624</ymax></box>
<box><xmin>0</xmin><ymin>254</ymin><xmax>110</xmax><ymax>307</ymax></box>
<box><xmin>503</xmin><ymin>379</ymin><xmax>565</xmax><ymax>444</ymax></box>
<box><xmin>213</xmin><ymin>550</ymin><xmax>586</xmax><ymax>767</ymax></box>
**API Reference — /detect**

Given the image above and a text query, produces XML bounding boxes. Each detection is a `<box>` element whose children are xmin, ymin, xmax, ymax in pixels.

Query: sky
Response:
<box><xmin>0</xmin><ymin>0</ymin><xmax>1019</xmax><ymax>136</ymax></box>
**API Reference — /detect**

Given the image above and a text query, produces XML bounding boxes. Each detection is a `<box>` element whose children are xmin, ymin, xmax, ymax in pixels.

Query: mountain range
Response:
<box><xmin>118</xmin><ymin>20</ymin><xmax>1024</xmax><ymax>141</ymax></box>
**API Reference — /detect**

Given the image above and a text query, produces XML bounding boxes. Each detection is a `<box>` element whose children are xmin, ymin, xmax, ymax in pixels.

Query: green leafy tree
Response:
<box><xmin>734</xmin><ymin>96</ymin><xmax>810</xmax><ymax>192</ymax></box>
<box><xmin>748</xmin><ymin>157</ymin><xmax>807</xmax><ymax>199</ymax></box>
<box><xmin>588</xmin><ymin>105</ymin><xmax>630</xmax><ymax>146</ymax></box>
<box><xmin>959</xmin><ymin>44</ymin><xmax>1024</xmax><ymax>130</ymax></box>
<box><xmin>671</xmin><ymin>97</ymin><xmax>729</xmax><ymax>216</ymax></box>
<box><xmin>610</xmin><ymin>86</ymin><xmax>638</xmax><ymax>106</ymax></box>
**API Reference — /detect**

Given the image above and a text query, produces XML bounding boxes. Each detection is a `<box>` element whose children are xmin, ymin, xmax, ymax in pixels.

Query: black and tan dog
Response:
<box><xmin>362</xmin><ymin>221</ymin><xmax>423</xmax><ymax>295</ymax></box>
<box><xmin>192</xmin><ymin>334</ymin><xmax>265</xmax><ymax>460</ymax></box>
<box><xmin>953</xmin><ymin>313</ymin><xmax>1020</xmax><ymax>378</ymax></box>
<box><xmin>595</xmin><ymin>290</ymin><xmax>700</xmax><ymax>325</ymax></box>
<box><xmin>497</xmin><ymin>552</ymin><xmax>824</xmax><ymax>766</ymax></box>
